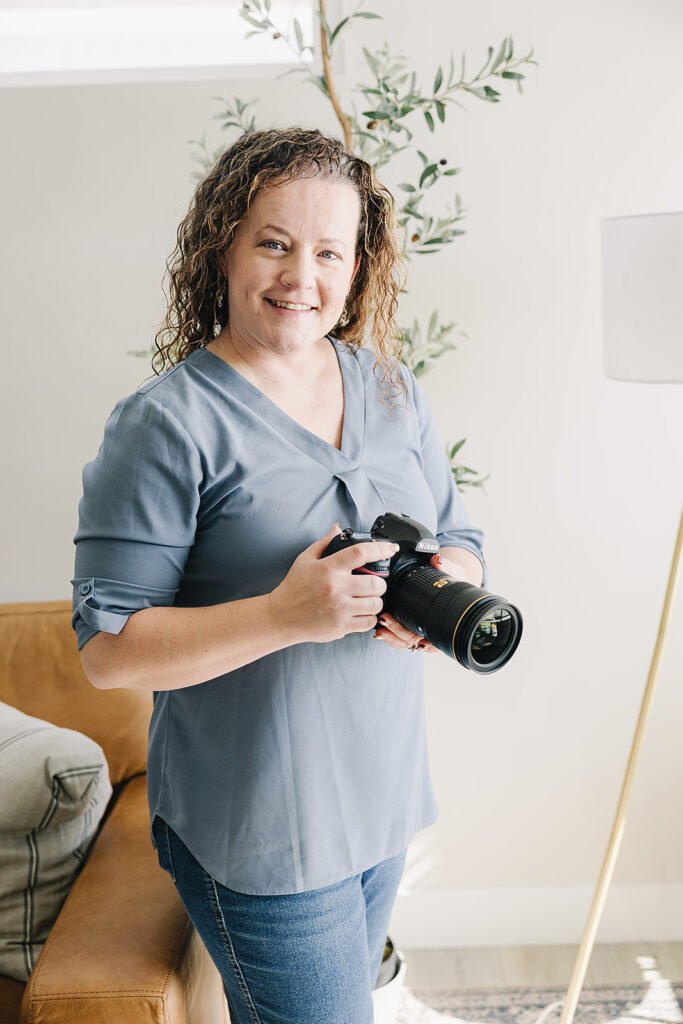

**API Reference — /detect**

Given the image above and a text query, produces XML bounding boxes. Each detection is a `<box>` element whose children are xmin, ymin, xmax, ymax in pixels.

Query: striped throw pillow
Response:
<box><xmin>0</xmin><ymin>701</ymin><xmax>111</xmax><ymax>981</ymax></box>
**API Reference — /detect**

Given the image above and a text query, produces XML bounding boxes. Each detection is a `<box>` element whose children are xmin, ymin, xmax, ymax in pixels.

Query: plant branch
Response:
<box><xmin>318</xmin><ymin>0</ymin><xmax>353</xmax><ymax>150</ymax></box>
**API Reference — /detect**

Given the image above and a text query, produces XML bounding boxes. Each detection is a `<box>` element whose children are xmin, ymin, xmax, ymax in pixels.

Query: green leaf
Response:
<box><xmin>362</xmin><ymin>46</ymin><xmax>380</xmax><ymax>76</ymax></box>
<box><xmin>421</xmin><ymin>237</ymin><xmax>452</xmax><ymax>245</ymax></box>
<box><xmin>362</xmin><ymin>109</ymin><xmax>392</xmax><ymax>120</ymax></box>
<box><xmin>490</xmin><ymin>37</ymin><xmax>509</xmax><ymax>72</ymax></box>
<box><xmin>433</xmin><ymin>66</ymin><xmax>443</xmax><ymax>93</ymax></box>
<box><xmin>354</xmin><ymin>11</ymin><xmax>382</xmax><ymax>17</ymax></box>
<box><xmin>416</xmin><ymin>149</ymin><xmax>428</xmax><ymax>165</ymax></box>
<box><xmin>424</xmin><ymin>110</ymin><xmax>434</xmax><ymax>132</ymax></box>
<box><xmin>467</xmin><ymin>86</ymin><xmax>492</xmax><ymax>100</ymax></box>
<box><xmin>399</xmin><ymin>183</ymin><xmax>417</xmax><ymax>192</ymax></box>
<box><xmin>501</xmin><ymin>70</ymin><xmax>524</xmax><ymax>79</ymax></box>
<box><xmin>293</xmin><ymin>17</ymin><xmax>304</xmax><ymax>51</ymax></box>
<box><xmin>435</xmin><ymin>99</ymin><xmax>445</xmax><ymax>122</ymax></box>
<box><xmin>310</xmin><ymin>75</ymin><xmax>329</xmax><ymax>96</ymax></box>
<box><xmin>419</xmin><ymin>163</ymin><xmax>438</xmax><ymax>187</ymax></box>
<box><xmin>330</xmin><ymin>16</ymin><xmax>350</xmax><ymax>43</ymax></box>
<box><xmin>443</xmin><ymin>167</ymin><xmax>460</xmax><ymax>176</ymax></box>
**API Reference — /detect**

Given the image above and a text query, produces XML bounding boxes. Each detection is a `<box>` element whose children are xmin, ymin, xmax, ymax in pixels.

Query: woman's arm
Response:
<box><xmin>80</xmin><ymin>593</ymin><xmax>292</xmax><ymax>691</ymax></box>
<box><xmin>439</xmin><ymin>545</ymin><xmax>485</xmax><ymax>587</ymax></box>
<box><xmin>81</xmin><ymin>528</ymin><xmax>397</xmax><ymax>691</ymax></box>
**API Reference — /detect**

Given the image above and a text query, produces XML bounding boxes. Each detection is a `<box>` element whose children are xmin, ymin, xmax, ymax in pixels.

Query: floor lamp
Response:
<box><xmin>556</xmin><ymin>211</ymin><xmax>683</xmax><ymax>1024</ymax></box>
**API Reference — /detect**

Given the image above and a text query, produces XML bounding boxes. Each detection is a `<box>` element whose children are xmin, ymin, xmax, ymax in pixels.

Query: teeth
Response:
<box><xmin>268</xmin><ymin>299</ymin><xmax>313</xmax><ymax>311</ymax></box>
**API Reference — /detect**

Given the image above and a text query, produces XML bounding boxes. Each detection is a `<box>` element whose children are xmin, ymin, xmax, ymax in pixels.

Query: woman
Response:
<box><xmin>71</xmin><ymin>127</ymin><xmax>487</xmax><ymax>1024</ymax></box>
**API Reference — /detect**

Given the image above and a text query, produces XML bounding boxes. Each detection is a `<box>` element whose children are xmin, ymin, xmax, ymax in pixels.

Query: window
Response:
<box><xmin>0</xmin><ymin>2</ymin><xmax>318</xmax><ymax>87</ymax></box>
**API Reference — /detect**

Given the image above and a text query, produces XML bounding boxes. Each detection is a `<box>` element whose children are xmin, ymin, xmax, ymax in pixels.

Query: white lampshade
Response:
<box><xmin>600</xmin><ymin>211</ymin><xmax>683</xmax><ymax>382</ymax></box>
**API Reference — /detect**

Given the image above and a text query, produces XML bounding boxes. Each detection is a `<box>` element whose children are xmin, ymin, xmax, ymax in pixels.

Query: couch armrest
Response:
<box><xmin>20</xmin><ymin>775</ymin><xmax>229</xmax><ymax>1024</ymax></box>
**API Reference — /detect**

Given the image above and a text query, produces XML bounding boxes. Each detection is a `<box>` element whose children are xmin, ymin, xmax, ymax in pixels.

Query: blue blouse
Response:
<box><xmin>71</xmin><ymin>336</ymin><xmax>487</xmax><ymax>895</ymax></box>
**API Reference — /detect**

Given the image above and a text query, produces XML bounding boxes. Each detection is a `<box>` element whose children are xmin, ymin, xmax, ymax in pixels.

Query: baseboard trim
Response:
<box><xmin>388</xmin><ymin>883</ymin><xmax>683</xmax><ymax>948</ymax></box>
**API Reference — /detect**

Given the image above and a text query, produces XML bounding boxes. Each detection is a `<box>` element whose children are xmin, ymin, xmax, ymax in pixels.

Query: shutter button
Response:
<box><xmin>79</xmin><ymin>583</ymin><xmax>92</xmax><ymax>596</ymax></box>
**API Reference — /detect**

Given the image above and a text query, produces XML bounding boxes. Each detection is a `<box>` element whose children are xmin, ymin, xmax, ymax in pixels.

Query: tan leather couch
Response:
<box><xmin>0</xmin><ymin>600</ymin><xmax>229</xmax><ymax>1024</ymax></box>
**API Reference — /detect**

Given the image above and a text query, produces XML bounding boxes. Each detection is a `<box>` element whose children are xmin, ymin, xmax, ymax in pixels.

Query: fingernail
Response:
<box><xmin>373</xmin><ymin>631</ymin><xmax>382</xmax><ymax>639</ymax></box>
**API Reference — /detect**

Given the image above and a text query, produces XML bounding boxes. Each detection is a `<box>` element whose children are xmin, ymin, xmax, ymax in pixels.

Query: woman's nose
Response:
<box><xmin>279</xmin><ymin>251</ymin><xmax>317</xmax><ymax>291</ymax></box>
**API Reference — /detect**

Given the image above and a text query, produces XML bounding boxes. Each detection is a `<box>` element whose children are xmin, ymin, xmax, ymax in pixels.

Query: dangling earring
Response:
<box><xmin>337</xmin><ymin>302</ymin><xmax>350</xmax><ymax>327</ymax></box>
<box><xmin>216</xmin><ymin>271</ymin><xmax>227</xmax><ymax>309</ymax></box>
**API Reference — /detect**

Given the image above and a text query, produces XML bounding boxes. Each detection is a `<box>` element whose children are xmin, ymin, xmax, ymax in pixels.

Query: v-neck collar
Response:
<box><xmin>188</xmin><ymin>335</ymin><xmax>366</xmax><ymax>473</ymax></box>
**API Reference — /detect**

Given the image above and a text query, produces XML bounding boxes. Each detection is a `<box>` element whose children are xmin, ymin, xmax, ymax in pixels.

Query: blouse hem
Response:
<box><xmin>151</xmin><ymin>807</ymin><xmax>439</xmax><ymax>897</ymax></box>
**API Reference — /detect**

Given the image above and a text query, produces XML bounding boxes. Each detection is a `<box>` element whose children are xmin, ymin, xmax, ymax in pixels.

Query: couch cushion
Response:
<box><xmin>0</xmin><ymin>702</ymin><xmax>112</xmax><ymax>982</ymax></box>
<box><xmin>20</xmin><ymin>774</ymin><xmax>229</xmax><ymax>1024</ymax></box>
<box><xmin>0</xmin><ymin>601</ymin><xmax>151</xmax><ymax>784</ymax></box>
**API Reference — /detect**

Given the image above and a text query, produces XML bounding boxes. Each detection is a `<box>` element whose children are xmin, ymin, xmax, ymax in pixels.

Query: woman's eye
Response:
<box><xmin>259</xmin><ymin>240</ymin><xmax>339</xmax><ymax>259</ymax></box>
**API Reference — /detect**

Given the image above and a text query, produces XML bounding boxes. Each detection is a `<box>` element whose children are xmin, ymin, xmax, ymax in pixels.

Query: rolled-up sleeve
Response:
<box><xmin>71</xmin><ymin>393</ymin><xmax>202</xmax><ymax>651</ymax></box>
<box><xmin>407</xmin><ymin>368</ymin><xmax>489</xmax><ymax>588</ymax></box>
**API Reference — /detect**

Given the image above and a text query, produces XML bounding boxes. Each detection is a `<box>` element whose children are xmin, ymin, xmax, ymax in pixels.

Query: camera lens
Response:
<box><xmin>389</xmin><ymin>565</ymin><xmax>522</xmax><ymax>674</ymax></box>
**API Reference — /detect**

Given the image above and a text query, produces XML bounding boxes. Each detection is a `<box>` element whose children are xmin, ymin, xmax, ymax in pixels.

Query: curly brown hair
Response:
<box><xmin>152</xmin><ymin>126</ymin><xmax>408</xmax><ymax>403</ymax></box>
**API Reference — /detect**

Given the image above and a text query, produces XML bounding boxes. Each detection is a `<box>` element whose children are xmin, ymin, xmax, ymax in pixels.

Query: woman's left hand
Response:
<box><xmin>373</xmin><ymin>554</ymin><xmax>470</xmax><ymax>653</ymax></box>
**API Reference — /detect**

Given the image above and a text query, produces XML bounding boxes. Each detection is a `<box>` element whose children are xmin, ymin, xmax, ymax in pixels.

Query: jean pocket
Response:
<box><xmin>152</xmin><ymin>814</ymin><xmax>177</xmax><ymax>884</ymax></box>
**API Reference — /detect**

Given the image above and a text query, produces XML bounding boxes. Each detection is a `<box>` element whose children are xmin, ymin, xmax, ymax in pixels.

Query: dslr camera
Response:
<box><xmin>322</xmin><ymin>511</ymin><xmax>522</xmax><ymax>674</ymax></box>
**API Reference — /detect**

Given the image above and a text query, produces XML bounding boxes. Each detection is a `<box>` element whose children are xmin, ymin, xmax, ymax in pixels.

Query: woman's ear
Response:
<box><xmin>350</xmin><ymin>252</ymin><xmax>361</xmax><ymax>283</ymax></box>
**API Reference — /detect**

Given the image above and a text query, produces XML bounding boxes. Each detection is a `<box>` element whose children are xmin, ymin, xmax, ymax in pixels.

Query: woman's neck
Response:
<box><xmin>207</xmin><ymin>328</ymin><xmax>332</xmax><ymax>394</ymax></box>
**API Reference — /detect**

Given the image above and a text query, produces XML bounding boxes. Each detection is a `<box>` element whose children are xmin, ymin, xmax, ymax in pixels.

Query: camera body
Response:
<box><xmin>322</xmin><ymin>511</ymin><xmax>440</xmax><ymax>621</ymax></box>
<box><xmin>322</xmin><ymin>511</ymin><xmax>523</xmax><ymax>674</ymax></box>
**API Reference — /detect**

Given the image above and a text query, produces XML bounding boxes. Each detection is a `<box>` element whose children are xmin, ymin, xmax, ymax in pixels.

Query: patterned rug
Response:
<box><xmin>393</xmin><ymin>980</ymin><xmax>683</xmax><ymax>1024</ymax></box>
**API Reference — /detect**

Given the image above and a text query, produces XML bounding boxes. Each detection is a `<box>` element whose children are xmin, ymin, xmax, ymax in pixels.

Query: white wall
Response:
<box><xmin>1</xmin><ymin>0</ymin><xmax>682</xmax><ymax>949</ymax></box>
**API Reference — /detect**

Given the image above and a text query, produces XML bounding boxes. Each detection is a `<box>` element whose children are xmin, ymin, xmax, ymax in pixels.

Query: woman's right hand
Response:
<box><xmin>267</xmin><ymin>524</ymin><xmax>400</xmax><ymax>645</ymax></box>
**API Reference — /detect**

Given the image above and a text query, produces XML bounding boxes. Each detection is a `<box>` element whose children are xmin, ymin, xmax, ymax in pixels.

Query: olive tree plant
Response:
<box><xmin>182</xmin><ymin>2</ymin><xmax>537</xmax><ymax>490</ymax></box>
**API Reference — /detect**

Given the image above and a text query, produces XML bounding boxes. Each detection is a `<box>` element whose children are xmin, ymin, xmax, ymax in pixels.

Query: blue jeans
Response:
<box><xmin>151</xmin><ymin>814</ymin><xmax>407</xmax><ymax>1024</ymax></box>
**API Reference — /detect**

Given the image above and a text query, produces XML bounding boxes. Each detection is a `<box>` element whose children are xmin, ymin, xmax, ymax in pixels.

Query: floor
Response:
<box><xmin>400</xmin><ymin>942</ymin><xmax>683</xmax><ymax>990</ymax></box>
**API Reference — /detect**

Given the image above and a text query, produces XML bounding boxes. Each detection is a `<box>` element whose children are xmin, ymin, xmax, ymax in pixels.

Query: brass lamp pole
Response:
<box><xmin>558</xmin><ymin>211</ymin><xmax>683</xmax><ymax>1024</ymax></box>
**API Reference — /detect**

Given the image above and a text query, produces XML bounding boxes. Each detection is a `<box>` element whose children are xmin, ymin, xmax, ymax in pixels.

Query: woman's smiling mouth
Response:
<box><xmin>265</xmin><ymin>298</ymin><xmax>316</xmax><ymax>312</ymax></box>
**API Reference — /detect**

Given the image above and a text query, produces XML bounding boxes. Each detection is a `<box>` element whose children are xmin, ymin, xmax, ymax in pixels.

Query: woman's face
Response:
<box><xmin>221</xmin><ymin>174</ymin><xmax>362</xmax><ymax>355</ymax></box>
